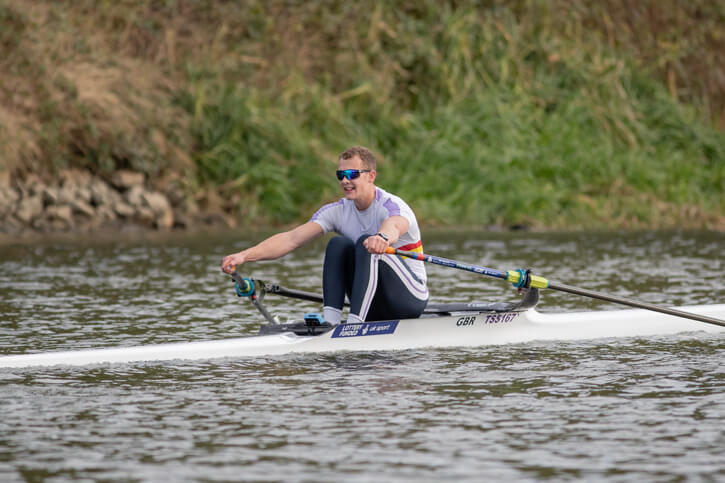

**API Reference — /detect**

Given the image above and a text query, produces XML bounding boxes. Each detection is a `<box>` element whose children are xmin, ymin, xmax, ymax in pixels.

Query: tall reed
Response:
<box><xmin>2</xmin><ymin>0</ymin><xmax>724</xmax><ymax>228</ymax></box>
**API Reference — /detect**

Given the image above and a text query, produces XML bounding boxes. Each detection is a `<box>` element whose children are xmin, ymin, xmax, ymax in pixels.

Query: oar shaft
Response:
<box><xmin>234</xmin><ymin>276</ymin><xmax>350</xmax><ymax>306</ymax></box>
<box><xmin>387</xmin><ymin>247</ymin><xmax>725</xmax><ymax>328</ymax></box>
<box><xmin>265</xmin><ymin>283</ymin><xmax>325</xmax><ymax>304</ymax></box>
<box><xmin>548</xmin><ymin>281</ymin><xmax>725</xmax><ymax>328</ymax></box>
<box><xmin>386</xmin><ymin>247</ymin><xmax>508</xmax><ymax>279</ymax></box>
<box><xmin>386</xmin><ymin>247</ymin><xmax>549</xmax><ymax>288</ymax></box>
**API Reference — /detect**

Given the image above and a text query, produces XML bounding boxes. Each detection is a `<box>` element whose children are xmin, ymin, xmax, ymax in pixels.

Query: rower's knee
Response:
<box><xmin>353</xmin><ymin>234</ymin><xmax>377</xmax><ymax>259</ymax></box>
<box><xmin>326</xmin><ymin>236</ymin><xmax>354</xmax><ymax>258</ymax></box>
<box><xmin>355</xmin><ymin>234</ymin><xmax>374</xmax><ymax>249</ymax></box>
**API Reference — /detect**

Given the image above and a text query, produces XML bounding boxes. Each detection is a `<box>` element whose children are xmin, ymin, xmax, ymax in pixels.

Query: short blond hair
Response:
<box><xmin>338</xmin><ymin>146</ymin><xmax>377</xmax><ymax>170</ymax></box>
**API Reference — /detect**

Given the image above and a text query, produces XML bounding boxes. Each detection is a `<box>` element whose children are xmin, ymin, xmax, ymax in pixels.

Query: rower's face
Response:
<box><xmin>337</xmin><ymin>156</ymin><xmax>376</xmax><ymax>201</ymax></box>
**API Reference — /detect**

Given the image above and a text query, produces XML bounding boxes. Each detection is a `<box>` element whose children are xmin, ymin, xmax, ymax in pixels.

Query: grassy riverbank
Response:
<box><xmin>2</xmin><ymin>0</ymin><xmax>724</xmax><ymax>230</ymax></box>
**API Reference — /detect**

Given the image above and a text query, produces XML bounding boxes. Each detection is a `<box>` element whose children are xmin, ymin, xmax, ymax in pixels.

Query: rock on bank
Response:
<box><xmin>0</xmin><ymin>169</ymin><xmax>230</xmax><ymax>237</ymax></box>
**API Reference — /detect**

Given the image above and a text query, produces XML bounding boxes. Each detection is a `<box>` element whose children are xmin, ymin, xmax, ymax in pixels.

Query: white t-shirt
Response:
<box><xmin>310</xmin><ymin>187</ymin><xmax>426</xmax><ymax>283</ymax></box>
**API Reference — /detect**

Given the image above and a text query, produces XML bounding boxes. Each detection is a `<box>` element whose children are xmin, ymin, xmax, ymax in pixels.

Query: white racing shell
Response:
<box><xmin>1</xmin><ymin>303</ymin><xmax>724</xmax><ymax>368</ymax></box>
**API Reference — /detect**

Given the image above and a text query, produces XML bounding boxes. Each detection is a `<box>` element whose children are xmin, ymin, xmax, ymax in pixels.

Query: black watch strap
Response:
<box><xmin>376</xmin><ymin>232</ymin><xmax>389</xmax><ymax>242</ymax></box>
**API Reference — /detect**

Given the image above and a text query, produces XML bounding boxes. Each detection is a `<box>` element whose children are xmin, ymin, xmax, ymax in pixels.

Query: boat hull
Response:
<box><xmin>1</xmin><ymin>304</ymin><xmax>724</xmax><ymax>368</ymax></box>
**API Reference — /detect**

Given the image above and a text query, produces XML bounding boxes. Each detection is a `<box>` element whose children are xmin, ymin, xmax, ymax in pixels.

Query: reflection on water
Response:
<box><xmin>0</xmin><ymin>230</ymin><xmax>724</xmax><ymax>481</ymax></box>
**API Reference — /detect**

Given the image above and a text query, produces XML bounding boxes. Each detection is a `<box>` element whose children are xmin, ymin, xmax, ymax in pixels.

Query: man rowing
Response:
<box><xmin>221</xmin><ymin>146</ymin><xmax>429</xmax><ymax>325</ymax></box>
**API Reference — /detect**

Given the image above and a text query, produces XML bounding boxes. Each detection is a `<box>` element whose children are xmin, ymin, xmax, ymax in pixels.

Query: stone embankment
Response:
<box><xmin>0</xmin><ymin>170</ymin><xmax>227</xmax><ymax>237</ymax></box>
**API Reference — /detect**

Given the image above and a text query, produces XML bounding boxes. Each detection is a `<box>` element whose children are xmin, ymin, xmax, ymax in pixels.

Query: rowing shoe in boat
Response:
<box><xmin>0</xmin><ymin>273</ymin><xmax>723</xmax><ymax>368</ymax></box>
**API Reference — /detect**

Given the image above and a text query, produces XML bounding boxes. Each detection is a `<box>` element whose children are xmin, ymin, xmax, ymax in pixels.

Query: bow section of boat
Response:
<box><xmin>0</xmin><ymin>333</ymin><xmax>306</xmax><ymax>368</ymax></box>
<box><xmin>513</xmin><ymin>302</ymin><xmax>725</xmax><ymax>341</ymax></box>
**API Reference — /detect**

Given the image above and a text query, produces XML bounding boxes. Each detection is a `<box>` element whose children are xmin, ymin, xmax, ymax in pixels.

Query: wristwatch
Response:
<box><xmin>376</xmin><ymin>232</ymin><xmax>389</xmax><ymax>243</ymax></box>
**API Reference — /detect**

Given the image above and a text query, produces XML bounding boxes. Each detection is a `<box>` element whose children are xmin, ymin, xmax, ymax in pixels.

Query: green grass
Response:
<box><xmin>2</xmin><ymin>0</ymin><xmax>725</xmax><ymax>229</ymax></box>
<box><xmin>181</xmin><ymin>1</ymin><xmax>725</xmax><ymax>228</ymax></box>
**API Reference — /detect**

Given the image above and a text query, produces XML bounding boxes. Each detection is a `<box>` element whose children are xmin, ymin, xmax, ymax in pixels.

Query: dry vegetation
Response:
<box><xmin>1</xmin><ymin>0</ymin><xmax>723</xmax><ymax>229</ymax></box>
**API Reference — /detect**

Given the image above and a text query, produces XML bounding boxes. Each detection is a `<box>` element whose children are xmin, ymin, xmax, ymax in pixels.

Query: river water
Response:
<box><xmin>1</xmin><ymin>230</ymin><xmax>723</xmax><ymax>481</ymax></box>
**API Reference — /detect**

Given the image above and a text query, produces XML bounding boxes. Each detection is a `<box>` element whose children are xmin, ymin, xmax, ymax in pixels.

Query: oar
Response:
<box><xmin>230</xmin><ymin>272</ymin><xmax>349</xmax><ymax>306</ymax></box>
<box><xmin>385</xmin><ymin>247</ymin><xmax>725</xmax><ymax>328</ymax></box>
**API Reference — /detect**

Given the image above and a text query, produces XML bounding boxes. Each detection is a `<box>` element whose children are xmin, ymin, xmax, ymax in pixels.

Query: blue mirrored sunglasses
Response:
<box><xmin>336</xmin><ymin>169</ymin><xmax>372</xmax><ymax>181</ymax></box>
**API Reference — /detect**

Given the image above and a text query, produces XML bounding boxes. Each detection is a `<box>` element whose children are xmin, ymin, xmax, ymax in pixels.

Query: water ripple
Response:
<box><xmin>1</xmin><ymin>231</ymin><xmax>724</xmax><ymax>481</ymax></box>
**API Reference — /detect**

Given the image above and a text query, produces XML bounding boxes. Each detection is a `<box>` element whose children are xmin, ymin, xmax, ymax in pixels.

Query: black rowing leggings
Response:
<box><xmin>322</xmin><ymin>235</ymin><xmax>429</xmax><ymax>323</ymax></box>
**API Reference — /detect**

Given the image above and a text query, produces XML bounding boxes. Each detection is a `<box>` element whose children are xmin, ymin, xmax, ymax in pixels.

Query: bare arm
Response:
<box><xmin>221</xmin><ymin>222</ymin><xmax>324</xmax><ymax>273</ymax></box>
<box><xmin>363</xmin><ymin>215</ymin><xmax>410</xmax><ymax>254</ymax></box>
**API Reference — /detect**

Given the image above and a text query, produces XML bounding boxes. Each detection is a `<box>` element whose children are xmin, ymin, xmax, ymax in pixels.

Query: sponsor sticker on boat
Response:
<box><xmin>331</xmin><ymin>321</ymin><xmax>399</xmax><ymax>338</ymax></box>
